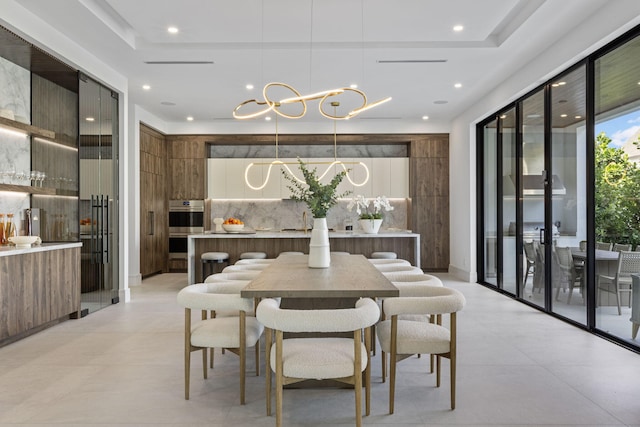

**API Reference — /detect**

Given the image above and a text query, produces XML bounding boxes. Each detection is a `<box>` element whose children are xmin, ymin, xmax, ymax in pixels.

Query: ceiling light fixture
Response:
<box><xmin>186</xmin><ymin>116</ymin><xmax>194</xmax><ymax>121</ymax></box>
<box><xmin>454</xmin><ymin>83</ymin><xmax>462</xmax><ymax>88</ymax></box>
<box><xmin>453</xmin><ymin>25</ymin><xmax>464</xmax><ymax>31</ymax></box>
<box><xmin>85</xmin><ymin>117</ymin><xmax>95</xmax><ymax>122</ymax></box>
<box><xmin>246</xmin><ymin>84</ymin><xmax>254</xmax><ymax>90</ymax></box>
<box><xmin>142</xmin><ymin>84</ymin><xmax>151</xmax><ymax>90</ymax></box>
<box><xmin>167</xmin><ymin>26</ymin><xmax>179</xmax><ymax>34</ymax></box>
<box><xmin>422</xmin><ymin>115</ymin><xmax>429</xmax><ymax>120</ymax></box>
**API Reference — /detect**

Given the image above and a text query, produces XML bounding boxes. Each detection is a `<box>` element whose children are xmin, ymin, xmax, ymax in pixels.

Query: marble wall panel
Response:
<box><xmin>209</xmin><ymin>144</ymin><xmax>407</xmax><ymax>158</ymax></box>
<box><xmin>0</xmin><ymin>56</ymin><xmax>31</xmax><ymax>222</ymax></box>
<box><xmin>208</xmin><ymin>198</ymin><xmax>408</xmax><ymax>233</ymax></box>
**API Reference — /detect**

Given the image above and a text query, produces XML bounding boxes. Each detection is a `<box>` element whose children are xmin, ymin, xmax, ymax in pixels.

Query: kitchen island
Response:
<box><xmin>187</xmin><ymin>230</ymin><xmax>420</xmax><ymax>284</ymax></box>
<box><xmin>0</xmin><ymin>242</ymin><xmax>82</xmax><ymax>347</ymax></box>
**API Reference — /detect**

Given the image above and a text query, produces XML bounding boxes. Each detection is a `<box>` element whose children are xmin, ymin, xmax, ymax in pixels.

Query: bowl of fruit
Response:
<box><xmin>222</xmin><ymin>217</ymin><xmax>244</xmax><ymax>232</ymax></box>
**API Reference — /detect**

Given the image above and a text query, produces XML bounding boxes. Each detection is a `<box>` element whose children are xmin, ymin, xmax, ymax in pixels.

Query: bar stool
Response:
<box><xmin>240</xmin><ymin>251</ymin><xmax>267</xmax><ymax>260</ymax></box>
<box><xmin>201</xmin><ymin>252</ymin><xmax>230</xmax><ymax>282</ymax></box>
<box><xmin>371</xmin><ymin>251</ymin><xmax>397</xmax><ymax>259</ymax></box>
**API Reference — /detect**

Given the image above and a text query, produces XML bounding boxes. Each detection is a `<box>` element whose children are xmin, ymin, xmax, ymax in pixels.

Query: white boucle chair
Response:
<box><xmin>204</xmin><ymin>271</ymin><xmax>260</xmax><ymax>282</ymax></box>
<box><xmin>176</xmin><ymin>282</ymin><xmax>264</xmax><ymax>404</ymax></box>
<box><xmin>367</xmin><ymin>258</ymin><xmax>411</xmax><ymax>266</ymax></box>
<box><xmin>378</xmin><ymin>265</ymin><xmax>424</xmax><ymax>274</ymax></box>
<box><xmin>235</xmin><ymin>258</ymin><xmax>275</xmax><ymax>265</ymax></box>
<box><xmin>256</xmin><ymin>298</ymin><xmax>380</xmax><ymax>427</ymax></box>
<box><xmin>376</xmin><ymin>287</ymin><xmax>466</xmax><ymax>413</ymax></box>
<box><xmin>222</xmin><ymin>264</ymin><xmax>268</xmax><ymax>272</ymax></box>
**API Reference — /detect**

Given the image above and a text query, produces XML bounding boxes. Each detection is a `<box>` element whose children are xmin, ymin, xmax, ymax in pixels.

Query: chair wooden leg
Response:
<box><xmin>389</xmin><ymin>315</ymin><xmax>398</xmax><ymax>414</ymax></box>
<box><xmin>364</xmin><ymin>326</ymin><xmax>372</xmax><ymax>416</ymax></box>
<box><xmin>276</xmin><ymin>330</ymin><xmax>283</xmax><ymax>427</ymax></box>
<box><xmin>240</xmin><ymin>312</ymin><xmax>246</xmax><ymax>404</ymax></box>
<box><xmin>381</xmin><ymin>350</ymin><xmax>386</xmax><ymax>382</ymax></box>
<box><xmin>202</xmin><ymin>348</ymin><xmax>207</xmax><ymax>379</ymax></box>
<box><xmin>450</xmin><ymin>353</ymin><xmax>456</xmax><ymax>410</ymax></box>
<box><xmin>265</xmin><ymin>328</ymin><xmax>272</xmax><ymax>416</ymax></box>
<box><xmin>354</xmin><ymin>330</ymin><xmax>362</xmax><ymax>427</ymax></box>
<box><xmin>255</xmin><ymin>340</ymin><xmax>260</xmax><ymax>376</ymax></box>
<box><xmin>436</xmin><ymin>355</ymin><xmax>441</xmax><ymax>388</ymax></box>
<box><xmin>184</xmin><ymin>308</ymin><xmax>191</xmax><ymax>400</ymax></box>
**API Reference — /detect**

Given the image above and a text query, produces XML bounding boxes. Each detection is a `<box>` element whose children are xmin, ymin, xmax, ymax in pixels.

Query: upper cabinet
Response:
<box><xmin>167</xmin><ymin>137</ymin><xmax>207</xmax><ymax>200</ymax></box>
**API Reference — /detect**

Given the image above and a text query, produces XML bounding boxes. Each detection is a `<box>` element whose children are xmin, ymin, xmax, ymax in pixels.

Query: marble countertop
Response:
<box><xmin>0</xmin><ymin>242</ymin><xmax>82</xmax><ymax>257</ymax></box>
<box><xmin>189</xmin><ymin>230</ymin><xmax>419</xmax><ymax>239</ymax></box>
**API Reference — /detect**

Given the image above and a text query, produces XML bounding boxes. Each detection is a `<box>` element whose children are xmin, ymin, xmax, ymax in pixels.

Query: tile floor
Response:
<box><xmin>1</xmin><ymin>273</ymin><xmax>640</xmax><ymax>426</ymax></box>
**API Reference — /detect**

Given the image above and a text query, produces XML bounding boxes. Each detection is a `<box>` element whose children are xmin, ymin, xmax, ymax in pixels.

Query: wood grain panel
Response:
<box><xmin>140</xmin><ymin>124</ymin><xmax>168</xmax><ymax>277</ymax></box>
<box><xmin>409</xmin><ymin>134</ymin><xmax>449</xmax><ymax>158</ymax></box>
<box><xmin>0</xmin><ymin>247</ymin><xmax>80</xmax><ymax>346</ymax></box>
<box><xmin>412</xmin><ymin>196</ymin><xmax>450</xmax><ymax>271</ymax></box>
<box><xmin>410</xmin><ymin>157</ymin><xmax>449</xmax><ymax>197</ymax></box>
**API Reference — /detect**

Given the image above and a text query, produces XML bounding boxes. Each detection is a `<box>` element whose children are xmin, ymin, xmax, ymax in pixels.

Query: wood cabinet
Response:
<box><xmin>410</xmin><ymin>134</ymin><xmax>449</xmax><ymax>271</ymax></box>
<box><xmin>140</xmin><ymin>124</ymin><xmax>168</xmax><ymax>277</ymax></box>
<box><xmin>0</xmin><ymin>245</ymin><xmax>81</xmax><ymax>347</ymax></box>
<box><xmin>167</xmin><ymin>137</ymin><xmax>207</xmax><ymax>199</ymax></box>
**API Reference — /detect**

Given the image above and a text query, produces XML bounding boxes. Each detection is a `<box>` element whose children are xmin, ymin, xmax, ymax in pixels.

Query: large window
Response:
<box><xmin>478</xmin><ymin>26</ymin><xmax>640</xmax><ymax>352</ymax></box>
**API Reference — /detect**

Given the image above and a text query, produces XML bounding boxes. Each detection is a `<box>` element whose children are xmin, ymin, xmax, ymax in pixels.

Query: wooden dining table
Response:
<box><xmin>240</xmin><ymin>253</ymin><xmax>399</xmax><ymax>301</ymax></box>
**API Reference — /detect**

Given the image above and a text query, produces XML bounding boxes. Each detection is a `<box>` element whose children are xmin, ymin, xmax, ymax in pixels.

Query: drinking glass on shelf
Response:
<box><xmin>30</xmin><ymin>171</ymin><xmax>38</xmax><ymax>186</ymax></box>
<box><xmin>37</xmin><ymin>171</ymin><xmax>46</xmax><ymax>187</ymax></box>
<box><xmin>14</xmin><ymin>170</ymin><xmax>26</xmax><ymax>182</ymax></box>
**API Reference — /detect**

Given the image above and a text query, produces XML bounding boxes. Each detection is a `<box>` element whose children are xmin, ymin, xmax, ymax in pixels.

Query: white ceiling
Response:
<box><xmin>10</xmin><ymin>0</ymin><xmax>628</xmax><ymax>127</ymax></box>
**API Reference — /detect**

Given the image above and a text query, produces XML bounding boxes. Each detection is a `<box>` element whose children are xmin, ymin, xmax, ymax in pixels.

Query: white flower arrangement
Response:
<box><xmin>347</xmin><ymin>195</ymin><xmax>394</xmax><ymax>220</ymax></box>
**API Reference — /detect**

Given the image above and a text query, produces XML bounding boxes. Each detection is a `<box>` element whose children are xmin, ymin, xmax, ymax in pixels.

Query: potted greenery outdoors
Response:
<box><xmin>348</xmin><ymin>194</ymin><xmax>394</xmax><ymax>234</ymax></box>
<box><xmin>282</xmin><ymin>159</ymin><xmax>351</xmax><ymax>268</ymax></box>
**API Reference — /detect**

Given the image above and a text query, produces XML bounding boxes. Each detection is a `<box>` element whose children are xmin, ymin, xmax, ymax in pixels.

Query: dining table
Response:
<box><xmin>241</xmin><ymin>253</ymin><xmax>399</xmax><ymax>302</ymax></box>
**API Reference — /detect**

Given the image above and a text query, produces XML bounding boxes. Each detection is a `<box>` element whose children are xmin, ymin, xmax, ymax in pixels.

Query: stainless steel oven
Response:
<box><xmin>169</xmin><ymin>200</ymin><xmax>204</xmax><ymax>260</ymax></box>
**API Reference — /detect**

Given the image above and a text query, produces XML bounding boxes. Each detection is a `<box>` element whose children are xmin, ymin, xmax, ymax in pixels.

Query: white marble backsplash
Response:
<box><xmin>0</xmin><ymin>56</ymin><xmax>32</xmax><ymax>220</ymax></box>
<box><xmin>208</xmin><ymin>198</ymin><xmax>409</xmax><ymax>232</ymax></box>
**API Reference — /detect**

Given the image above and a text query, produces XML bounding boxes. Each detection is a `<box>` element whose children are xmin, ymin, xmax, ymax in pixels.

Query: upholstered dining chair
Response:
<box><xmin>256</xmin><ymin>297</ymin><xmax>380</xmax><ymax>427</ymax></box>
<box><xmin>222</xmin><ymin>264</ymin><xmax>269</xmax><ymax>272</ymax></box>
<box><xmin>204</xmin><ymin>271</ymin><xmax>260</xmax><ymax>282</ymax></box>
<box><xmin>367</xmin><ymin>258</ymin><xmax>412</xmax><ymax>266</ymax></box>
<box><xmin>597</xmin><ymin>250</ymin><xmax>640</xmax><ymax>315</ymax></box>
<box><xmin>176</xmin><ymin>282</ymin><xmax>264</xmax><ymax>403</ymax></box>
<box><xmin>377</xmin><ymin>287</ymin><xmax>466</xmax><ymax>413</ymax></box>
<box><xmin>378</xmin><ymin>265</ymin><xmax>424</xmax><ymax>275</ymax></box>
<box><xmin>235</xmin><ymin>258</ymin><xmax>275</xmax><ymax>265</ymax></box>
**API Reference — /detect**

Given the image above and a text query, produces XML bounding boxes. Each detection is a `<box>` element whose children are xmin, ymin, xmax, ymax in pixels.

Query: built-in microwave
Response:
<box><xmin>169</xmin><ymin>200</ymin><xmax>204</xmax><ymax>259</ymax></box>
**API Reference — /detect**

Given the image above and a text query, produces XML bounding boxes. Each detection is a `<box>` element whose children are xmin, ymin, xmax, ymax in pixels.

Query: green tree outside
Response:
<box><xmin>595</xmin><ymin>132</ymin><xmax>640</xmax><ymax>247</ymax></box>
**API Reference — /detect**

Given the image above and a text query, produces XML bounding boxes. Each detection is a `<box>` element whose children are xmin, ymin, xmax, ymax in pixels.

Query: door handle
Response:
<box><xmin>540</xmin><ymin>228</ymin><xmax>545</xmax><ymax>244</ymax></box>
<box><xmin>149</xmin><ymin>211</ymin><xmax>155</xmax><ymax>235</ymax></box>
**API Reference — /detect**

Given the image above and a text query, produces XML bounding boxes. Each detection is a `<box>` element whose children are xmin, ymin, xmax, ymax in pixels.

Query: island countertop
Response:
<box><xmin>187</xmin><ymin>230</ymin><xmax>420</xmax><ymax>284</ymax></box>
<box><xmin>0</xmin><ymin>242</ymin><xmax>82</xmax><ymax>257</ymax></box>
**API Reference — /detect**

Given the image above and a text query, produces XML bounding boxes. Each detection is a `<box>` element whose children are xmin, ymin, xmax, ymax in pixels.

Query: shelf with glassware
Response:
<box><xmin>0</xmin><ymin>118</ymin><xmax>79</xmax><ymax>197</ymax></box>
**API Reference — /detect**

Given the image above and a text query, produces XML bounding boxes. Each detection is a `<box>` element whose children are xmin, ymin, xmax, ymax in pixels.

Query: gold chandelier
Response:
<box><xmin>232</xmin><ymin>82</ymin><xmax>391</xmax><ymax>120</ymax></box>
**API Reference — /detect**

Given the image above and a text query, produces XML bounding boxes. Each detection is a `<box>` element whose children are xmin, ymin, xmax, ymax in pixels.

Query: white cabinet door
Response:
<box><xmin>207</xmin><ymin>159</ymin><xmax>227</xmax><ymax>199</ymax></box>
<box><xmin>226</xmin><ymin>159</ymin><xmax>251</xmax><ymax>199</ymax></box>
<box><xmin>389</xmin><ymin>158</ymin><xmax>409</xmax><ymax>197</ymax></box>
<box><xmin>370</xmin><ymin>158</ymin><xmax>391</xmax><ymax>197</ymax></box>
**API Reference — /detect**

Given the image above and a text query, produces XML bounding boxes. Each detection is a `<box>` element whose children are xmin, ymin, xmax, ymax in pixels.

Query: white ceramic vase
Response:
<box><xmin>308</xmin><ymin>217</ymin><xmax>330</xmax><ymax>268</ymax></box>
<box><xmin>359</xmin><ymin>218</ymin><xmax>383</xmax><ymax>234</ymax></box>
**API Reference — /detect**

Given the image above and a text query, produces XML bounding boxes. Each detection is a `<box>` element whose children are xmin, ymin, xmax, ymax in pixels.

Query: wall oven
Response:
<box><xmin>169</xmin><ymin>200</ymin><xmax>204</xmax><ymax>260</ymax></box>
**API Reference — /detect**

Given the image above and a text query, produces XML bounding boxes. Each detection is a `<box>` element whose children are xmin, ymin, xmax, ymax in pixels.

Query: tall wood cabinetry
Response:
<box><xmin>140</xmin><ymin>124</ymin><xmax>168</xmax><ymax>277</ymax></box>
<box><xmin>410</xmin><ymin>134</ymin><xmax>450</xmax><ymax>271</ymax></box>
<box><xmin>166</xmin><ymin>136</ymin><xmax>207</xmax><ymax>200</ymax></box>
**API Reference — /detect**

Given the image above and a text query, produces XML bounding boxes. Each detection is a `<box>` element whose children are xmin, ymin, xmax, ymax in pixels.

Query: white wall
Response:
<box><xmin>447</xmin><ymin>0</ymin><xmax>640</xmax><ymax>282</ymax></box>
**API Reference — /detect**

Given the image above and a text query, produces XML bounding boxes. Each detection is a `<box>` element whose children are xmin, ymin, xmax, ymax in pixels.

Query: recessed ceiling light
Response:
<box><xmin>350</xmin><ymin>84</ymin><xmax>358</xmax><ymax>89</ymax></box>
<box><xmin>168</xmin><ymin>26</ymin><xmax>179</xmax><ymax>34</ymax></box>
<box><xmin>575</xmin><ymin>115</ymin><xmax>582</xmax><ymax>119</ymax></box>
<box><xmin>453</xmin><ymin>25</ymin><xmax>464</xmax><ymax>32</ymax></box>
<box><xmin>246</xmin><ymin>84</ymin><xmax>254</xmax><ymax>90</ymax></box>
<box><xmin>85</xmin><ymin>117</ymin><xmax>95</xmax><ymax>122</ymax></box>
<box><xmin>422</xmin><ymin>115</ymin><xmax>429</xmax><ymax>120</ymax></box>
<box><xmin>454</xmin><ymin>83</ymin><xmax>462</xmax><ymax>88</ymax></box>
<box><xmin>186</xmin><ymin>116</ymin><xmax>194</xmax><ymax>121</ymax></box>
<box><xmin>560</xmin><ymin>114</ymin><xmax>568</xmax><ymax>118</ymax></box>
<box><xmin>265</xmin><ymin>116</ymin><xmax>271</xmax><ymax>121</ymax></box>
<box><xmin>142</xmin><ymin>84</ymin><xmax>151</xmax><ymax>90</ymax></box>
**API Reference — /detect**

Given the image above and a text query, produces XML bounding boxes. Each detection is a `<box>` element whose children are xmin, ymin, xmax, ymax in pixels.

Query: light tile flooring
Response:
<box><xmin>1</xmin><ymin>273</ymin><xmax>640</xmax><ymax>426</ymax></box>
